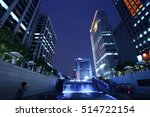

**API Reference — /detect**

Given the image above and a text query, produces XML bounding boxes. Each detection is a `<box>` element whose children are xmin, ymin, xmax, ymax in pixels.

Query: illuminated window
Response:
<box><xmin>142</xmin><ymin>7</ymin><xmax>145</xmax><ymax>11</ymax></box>
<box><xmin>34</xmin><ymin>33</ymin><xmax>40</xmax><ymax>35</ymax></box>
<box><xmin>137</xmin><ymin>55</ymin><xmax>142</xmax><ymax>61</ymax></box>
<box><xmin>20</xmin><ymin>23</ymin><xmax>26</xmax><ymax>31</ymax></box>
<box><xmin>0</xmin><ymin>0</ymin><xmax>8</xmax><ymax>9</ymax></box>
<box><xmin>143</xmin><ymin>41</ymin><xmax>146</xmax><ymax>44</ymax></box>
<box><xmin>10</xmin><ymin>12</ymin><xmax>19</xmax><ymax>22</ymax></box>
<box><xmin>144</xmin><ymin>31</ymin><xmax>147</xmax><ymax>35</ymax></box>
<box><xmin>139</xmin><ymin>4</ymin><xmax>143</xmax><ymax>9</ymax></box>
<box><xmin>145</xmin><ymin>12</ymin><xmax>149</xmax><ymax>16</ymax></box>
<box><xmin>146</xmin><ymin>2</ymin><xmax>150</xmax><ymax>6</ymax></box>
<box><xmin>35</xmin><ymin>37</ymin><xmax>39</xmax><ymax>39</ymax></box>
<box><xmin>134</xmin><ymin>23</ymin><xmax>137</xmax><ymax>27</ymax></box>
<box><xmin>133</xmin><ymin>5</ymin><xmax>137</xmax><ymax>10</ymax></box>
<box><xmin>141</xmin><ymin>16</ymin><xmax>144</xmax><ymax>20</ymax></box>
<box><xmin>138</xmin><ymin>11</ymin><xmax>141</xmax><ymax>15</ymax></box>
<box><xmin>139</xmin><ymin>34</ymin><xmax>143</xmax><ymax>38</ymax></box>
<box><xmin>136</xmin><ymin>9</ymin><xmax>139</xmax><ymax>13</ymax></box>
<box><xmin>124</xmin><ymin>0</ymin><xmax>143</xmax><ymax>17</ymax></box>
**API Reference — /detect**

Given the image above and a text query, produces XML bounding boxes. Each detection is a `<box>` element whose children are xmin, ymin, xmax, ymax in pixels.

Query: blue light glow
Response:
<box><xmin>63</xmin><ymin>90</ymin><xmax>102</xmax><ymax>94</ymax></box>
<box><xmin>63</xmin><ymin>83</ymin><xmax>100</xmax><ymax>94</ymax></box>
<box><xmin>105</xmin><ymin>94</ymin><xmax>117</xmax><ymax>100</ymax></box>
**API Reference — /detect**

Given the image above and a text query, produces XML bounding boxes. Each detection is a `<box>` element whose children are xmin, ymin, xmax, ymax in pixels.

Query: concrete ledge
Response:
<box><xmin>0</xmin><ymin>60</ymin><xmax>57</xmax><ymax>100</ymax></box>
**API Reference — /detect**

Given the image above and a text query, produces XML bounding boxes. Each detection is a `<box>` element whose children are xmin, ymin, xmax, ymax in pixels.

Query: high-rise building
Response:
<box><xmin>113</xmin><ymin>0</ymin><xmax>150</xmax><ymax>61</ymax></box>
<box><xmin>114</xmin><ymin>21</ymin><xmax>137</xmax><ymax>63</ymax></box>
<box><xmin>90</xmin><ymin>10</ymin><xmax>118</xmax><ymax>78</ymax></box>
<box><xmin>30</xmin><ymin>14</ymin><xmax>56</xmax><ymax>66</ymax></box>
<box><xmin>75</xmin><ymin>58</ymin><xmax>93</xmax><ymax>81</ymax></box>
<box><xmin>0</xmin><ymin>0</ymin><xmax>41</xmax><ymax>45</ymax></box>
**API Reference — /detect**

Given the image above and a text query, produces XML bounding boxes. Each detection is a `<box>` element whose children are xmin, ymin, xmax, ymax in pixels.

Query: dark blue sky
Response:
<box><xmin>40</xmin><ymin>0</ymin><xmax>120</xmax><ymax>76</ymax></box>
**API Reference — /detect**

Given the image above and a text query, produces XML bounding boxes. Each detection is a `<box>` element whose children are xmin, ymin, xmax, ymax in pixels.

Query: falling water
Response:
<box><xmin>63</xmin><ymin>82</ymin><xmax>99</xmax><ymax>93</ymax></box>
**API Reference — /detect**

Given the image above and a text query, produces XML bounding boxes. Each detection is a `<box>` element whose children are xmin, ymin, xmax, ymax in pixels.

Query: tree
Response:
<box><xmin>0</xmin><ymin>26</ymin><xmax>30</xmax><ymax>60</ymax></box>
<box><xmin>36</xmin><ymin>58</ymin><xmax>47</xmax><ymax>72</ymax></box>
<box><xmin>115</xmin><ymin>61</ymin><xmax>135</xmax><ymax>71</ymax></box>
<box><xmin>36</xmin><ymin>57</ymin><xmax>59</xmax><ymax>76</ymax></box>
<box><xmin>0</xmin><ymin>27</ymin><xmax>14</xmax><ymax>53</ymax></box>
<box><xmin>52</xmin><ymin>68</ymin><xmax>58</xmax><ymax>76</ymax></box>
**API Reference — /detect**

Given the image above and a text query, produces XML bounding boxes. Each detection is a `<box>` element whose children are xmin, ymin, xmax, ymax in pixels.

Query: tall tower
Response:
<box><xmin>113</xmin><ymin>0</ymin><xmax>150</xmax><ymax>61</ymax></box>
<box><xmin>30</xmin><ymin>14</ymin><xmax>56</xmax><ymax>66</ymax></box>
<box><xmin>90</xmin><ymin>10</ymin><xmax>118</xmax><ymax>78</ymax></box>
<box><xmin>0</xmin><ymin>0</ymin><xmax>41</xmax><ymax>45</ymax></box>
<box><xmin>114</xmin><ymin>21</ymin><xmax>138</xmax><ymax>63</ymax></box>
<box><xmin>75</xmin><ymin>58</ymin><xmax>93</xmax><ymax>81</ymax></box>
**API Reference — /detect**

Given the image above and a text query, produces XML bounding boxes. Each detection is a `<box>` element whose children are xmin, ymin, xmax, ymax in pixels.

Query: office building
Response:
<box><xmin>0</xmin><ymin>0</ymin><xmax>41</xmax><ymax>45</ymax></box>
<box><xmin>75</xmin><ymin>58</ymin><xmax>93</xmax><ymax>81</ymax></box>
<box><xmin>113</xmin><ymin>0</ymin><xmax>150</xmax><ymax>61</ymax></box>
<box><xmin>90</xmin><ymin>10</ymin><xmax>118</xmax><ymax>78</ymax></box>
<box><xmin>114</xmin><ymin>21</ymin><xmax>137</xmax><ymax>63</ymax></box>
<box><xmin>30</xmin><ymin>14</ymin><xmax>56</xmax><ymax>66</ymax></box>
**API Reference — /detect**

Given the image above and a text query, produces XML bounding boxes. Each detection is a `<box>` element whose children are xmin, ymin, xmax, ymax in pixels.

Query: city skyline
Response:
<box><xmin>39</xmin><ymin>0</ymin><xmax>121</xmax><ymax>76</ymax></box>
<box><xmin>0</xmin><ymin>0</ymin><xmax>150</xmax><ymax>101</ymax></box>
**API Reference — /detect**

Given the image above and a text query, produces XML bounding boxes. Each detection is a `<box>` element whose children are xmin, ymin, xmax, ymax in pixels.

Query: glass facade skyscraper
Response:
<box><xmin>90</xmin><ymin>10</ymin><xmax>118</xmax><ymax>78</ymax></box>
<box><xmin>113</xmin><ymin>0</ymin><xmax>150</xmax><ymax>61</ymax></box>
<box><xmin>0</xmin><ymin>0</ymin><xmax>41</xmax><ymax>45</ymax></box>
<box><xmin>75</xmin><ymin>58</ymin><xmax>93</xmax><ymax>81</ymax></box>
<box><xmin>30</xmin><ymin>14</ymin><xmax>56</xmax><ymax>66</ymax></box>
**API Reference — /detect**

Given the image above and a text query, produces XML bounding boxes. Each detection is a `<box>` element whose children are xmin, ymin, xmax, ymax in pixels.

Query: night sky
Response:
<box><xmin>39</xmin><ymin>0</ymin><xmax>121</xmax><ymax>76</ymax></box>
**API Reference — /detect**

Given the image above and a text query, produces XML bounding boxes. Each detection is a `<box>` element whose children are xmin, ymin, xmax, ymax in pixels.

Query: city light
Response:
<box><xmin>10</xmin><ymin>12</ymin><xmax>19</xmax><ymax>22</ymax></box>
<box><xmin>137</xmin><ymin>55</ymin><xmax>142</xmax><ymax>61</ymax></box>
<box><xmin>0</xmin><ymin>0</ymin><xmax>8</xmax><ymax>9</ymax></box>
<box><xmin>124</xmin><ymin>0</ymin><xmax>143</xmax><ymax>16</ymax></box>
<box><xmin>84</xmin><ymin>76</ymin><xmax>89</xmax><ymax>80</ymax></box>
<box><xmin>34</xmin><ymin>33</ymin><xmax>40</xmax><ymax>35</ymax></box>
<box><xmin>99</xmin><ymin>63</ymin><xmax>106</xmax><ymax>69</ymax></box>
<box><xmin>93</xmin><ymin>21</ymin><xmax>98</xmax><ymax>32</ymax></box>
<box><xmin>20</xmin><ymin>23</ymin><xmax>27</xmax><ymax>31</ymax></box>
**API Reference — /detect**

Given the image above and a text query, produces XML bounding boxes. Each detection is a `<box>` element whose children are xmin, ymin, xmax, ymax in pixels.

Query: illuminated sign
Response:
<box><xmin>93</xmin><ymin>21</ymin><xmax>98</xmax><ymax>32</ymax></box>
<box><xmin>124</xmin><ymin>0</ymin><xmax>143</xmax><ymax>16</ymax></box>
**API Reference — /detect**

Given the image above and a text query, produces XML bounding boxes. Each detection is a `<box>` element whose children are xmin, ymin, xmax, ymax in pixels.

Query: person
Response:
<box><xmin>14</xmin><ymin>81</ymin><xmax>28</xmax><ymax>100</ymax></box>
